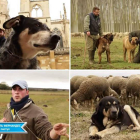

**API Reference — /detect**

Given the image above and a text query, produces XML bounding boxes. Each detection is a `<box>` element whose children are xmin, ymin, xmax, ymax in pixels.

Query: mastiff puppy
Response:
<box><xmin>96</xmin><ymin>33</ymin><xmax>114</xmax><ymax>64</ymax></box>
<box><xmin>123</xmin><ymin>36</ymin><xmax>138</xmax><ymax>63</ymax></box>
<box><xmin>89</xmin><ymin>96</ymin><xmax>140</xmax><ymax>139</ymax></box>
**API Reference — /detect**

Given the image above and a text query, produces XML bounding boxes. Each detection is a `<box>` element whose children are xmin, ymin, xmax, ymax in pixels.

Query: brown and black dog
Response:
<box><xmin>96</xmin><ymin>33</ymin><xmax>114</xmax><ymax>64</ymax></box>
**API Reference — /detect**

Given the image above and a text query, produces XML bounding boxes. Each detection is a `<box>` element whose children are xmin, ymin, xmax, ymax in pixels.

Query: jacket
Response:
<box><xmin>84</xmin><ymin>13</ymin><xmax>103</xmax><ymax>36</ymax></box>
<box><xmin>1</xmin><ymin>100</ymin><xmax>59</xmax><ymax>140</ymax></box>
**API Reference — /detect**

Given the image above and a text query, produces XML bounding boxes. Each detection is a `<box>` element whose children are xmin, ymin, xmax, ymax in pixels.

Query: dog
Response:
<box><xmin>0</xmin><ymin>15</ymin><xmax>60</xmax><ymax>69</ymax></box>
<box><xmin>96</xmin><ymin>33</ymin><xmax>114</xmax><ymax>64</ymax></box>
<box><xmin>89</xmin><ymin>96</ymin><xmax>140</xmax><ymax>139</ymax></box>
<box><xmin>123</xmin><ymin>36</ymin><xmax>138</xmax><ymax>63</ymax></box>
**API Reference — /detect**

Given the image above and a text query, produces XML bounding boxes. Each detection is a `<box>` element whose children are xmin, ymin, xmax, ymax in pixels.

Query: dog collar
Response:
<box><xmin>6</xmin><ymin>50</ymin><xmax>28</xmax><ymax>60</ymax></box>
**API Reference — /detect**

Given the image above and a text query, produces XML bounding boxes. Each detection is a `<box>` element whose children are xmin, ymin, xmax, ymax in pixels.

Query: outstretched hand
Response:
<box><xmin>53</xmin><ymin>123</ymin><xmax>69</xmax><ymax>138</ymax></box>
<box><xmin>0</xmin><ymin>118</ymin><xmax>8</xmax><ymax>122</ymax></box>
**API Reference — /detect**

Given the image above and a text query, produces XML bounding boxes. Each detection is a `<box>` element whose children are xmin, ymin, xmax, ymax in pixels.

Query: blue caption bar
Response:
<box><xmin>0</xmin><ymin>122</ymin><xmax>27</xmax><ymax>133</ymax></box>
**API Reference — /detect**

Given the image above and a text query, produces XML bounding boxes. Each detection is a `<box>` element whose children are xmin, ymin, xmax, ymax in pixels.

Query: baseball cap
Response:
<box><xmin>12</xmin><ymin>80</ymin><xmax>28</xmax><ymax>89</ymax></box>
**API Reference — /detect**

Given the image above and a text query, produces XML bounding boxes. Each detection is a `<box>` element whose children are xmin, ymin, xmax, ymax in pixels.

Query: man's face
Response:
<box><xmin>0</xmin><ymin>30</ymin><xmax>4</xmax><ymax>37</ymax></box>
<box><xmin>12</xmin><ymin>85</ymin><xmax>29</xmax><ymax>102</ymax></box>
<box><xmin>93</xmin><ymin>10</ymin><xmax>100</xmax><ymax>16</ymax></box>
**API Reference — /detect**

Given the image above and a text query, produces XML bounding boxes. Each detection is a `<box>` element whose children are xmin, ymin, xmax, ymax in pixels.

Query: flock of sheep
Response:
<box><xmin>70</xmin><ymin>74</ymin><xmax>140</xmax><ymax>110</ymax></box>
<box><xmin>71</xmin><ymin>32</ymin><xmax>129</xmax><ymax>39</ymax></box>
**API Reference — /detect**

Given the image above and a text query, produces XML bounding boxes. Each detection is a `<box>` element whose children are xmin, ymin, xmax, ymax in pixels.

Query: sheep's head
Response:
<box><xmin>71</xmin><ymin>99</ymin><xmax>80</xmax><ymax>110</ymax></box>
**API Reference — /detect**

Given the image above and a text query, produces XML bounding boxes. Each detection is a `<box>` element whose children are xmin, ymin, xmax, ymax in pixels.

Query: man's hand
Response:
<box><xmin>0</xmin><ymin>118</ymin><xmax>8</xmax><ymax>122</ymax></box>
<box><xmin>87</xmin><ymin>31</ymin><xmax>90</xmax><ymax>36</ymax></box>
<box><xmin>53</xmin><ymin>123</ymin><xmax>69</xmax><ymax>138</ymax></box>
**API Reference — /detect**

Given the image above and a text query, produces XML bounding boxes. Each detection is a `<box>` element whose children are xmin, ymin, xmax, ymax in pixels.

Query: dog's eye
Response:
<box><xmin>106</xmin><ymin>104</ymin><xmax>110</xmax><ymax>107</ymax></box>
<box><xmin>35</xmin><ymin>24</ymin><xmax>40</xmax><ymax>27</ymax></box>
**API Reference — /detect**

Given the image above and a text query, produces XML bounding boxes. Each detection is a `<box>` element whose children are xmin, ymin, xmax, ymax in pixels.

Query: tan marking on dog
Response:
<box><xmin>103</xmin><ymin>109</ymin><xmax>110</xmax><ymax>117</ymax></box>
<box><xmin>89</xmin><ymin>126</ymin><xmax>98</xmax><ymax>136</ymax></box>
<box><xmin>123</xmin><ymin>36</ymin><xmax>138</xmax><ymax>63</ymax></box>
<box><xmin>113</xmin><ymin>101</ymin><xmax>116</xmax><ymax>105</ymax></box>
<box><xmin>19</xmin><ymin>28</ymin><xmax>51</xmax><ymax>59</ymax></box>
<box><xmin>124</xmin><ymin>105</ymin><xmax>140</xmax><ymax>130</ymax></box>
<box><xmin>103</xmin><ymin>117</ymin><xmax>120</xmax><ymax>128</ymax></box>
<box><xmin>103</xmin><ymin>117</ymin><xmax>108</xmax><ymax>127</ymax></box>
<box><xmin>95</xmin><ymin>126</ymin><xmax>120</xmax><ymax>138</ymax></box>
<box><xmin>108</xmin><ymin>101</ymin><xmax>111</xmax><ymax>105</ymax></box>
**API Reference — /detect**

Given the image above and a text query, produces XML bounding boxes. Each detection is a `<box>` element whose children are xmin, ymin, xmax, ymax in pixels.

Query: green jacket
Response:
<box><xmin>129</xmin><ymin>30</ymin><xmax>140</xmax><ymax>42</ymax></box>
<box><xmin>1</xmin><ymin>100</ymin><xmax>60</xmax><ymax>140</ymax></box>
<box><xmin>84</xmin><ymin>13</ymin><xmax>103</xmax><ymax>36</ymax></box>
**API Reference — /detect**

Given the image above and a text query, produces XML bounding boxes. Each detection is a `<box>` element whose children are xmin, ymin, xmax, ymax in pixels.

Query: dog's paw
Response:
<box><xmin>89</xmin><ymin>134</ymin><xmax>102</xmax><ymax>139</ymax></box>
<box><xmin>132</xmin><ymin>127</ymin><xmax>140</xmax><ymax>131</ymax></box>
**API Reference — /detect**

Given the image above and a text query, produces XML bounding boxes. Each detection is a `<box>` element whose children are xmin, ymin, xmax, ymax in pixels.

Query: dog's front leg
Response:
<box><xmin>90</xmin><ymin>126</ymin><xmax>120</xmax><ymax>139</ymax></box>
<box><xmin>127</xmin><ymin>50</ymin><xmax>131</xmax><ymax>63</ymax></box>
<box><xmin>106</xmin><ymin>50</ymin><xmax>111</xmax><ymax>63</ymax></box>
<box><xmin>89</xmin><ymin>125</ymin><xmax>99</xmax><ymax>138</ymax></box>
<box><xmin>98</xmin><ymin>51</ymin><xmax>102</xmax><ymax>64</ymax></box>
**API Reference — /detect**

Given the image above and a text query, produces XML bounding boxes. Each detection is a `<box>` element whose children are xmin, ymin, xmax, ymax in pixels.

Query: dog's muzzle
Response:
<box><xmin>110</xmin><ymin>107</ymin><xmax>118</xmax><ymax>120</ymax></box>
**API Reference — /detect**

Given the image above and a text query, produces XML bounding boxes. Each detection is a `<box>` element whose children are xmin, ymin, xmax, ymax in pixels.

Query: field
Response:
<box><xmin>71</xmin><ymin>37</ymin><xmax>140</xmax><ymax>69</ymax></box>
<box><xmin>0</xmin><ymin>90</ymin><xmax>69</xmax><ymax>140</ymax></box>
<box><xmin>71</xmin><ymin>103</ymin><xmax>140</xmax><ymax>140</ymax></box>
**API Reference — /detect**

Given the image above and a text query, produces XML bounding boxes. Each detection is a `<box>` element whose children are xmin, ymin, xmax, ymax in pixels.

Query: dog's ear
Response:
<box><xmin>3</xmin><ymin>15</ymin><xmax>25</xmax><ymax>30</ymax></box>
<box><xmin>94</xmin><ymin>102</ymin><xmax>101</xmax><ymax>115</ymax></box>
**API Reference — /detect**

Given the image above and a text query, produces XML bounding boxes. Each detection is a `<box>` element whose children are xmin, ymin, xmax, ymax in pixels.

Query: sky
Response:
<box><xmin>7</xmin><ymin>0</ymin><xmax>70</xmax><ymax>20</ymax></box>
<box><xmin>70</xmin><ymin>70</ymin><xmax>140</xmax><ymax>78</ymax></box>
<box><xmin>0</xmin><ymin>71</ymin><xmax>69</xmax><ymax>89</ymax></box>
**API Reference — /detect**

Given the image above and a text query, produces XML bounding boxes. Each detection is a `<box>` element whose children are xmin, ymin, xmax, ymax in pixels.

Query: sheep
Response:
<box><xmin>109</xmin><ymin>87</ymin><xmax>119</xmax><ymax>99</ymax></box>
<box><xmin>109</xmin><ymin>76</ymin><xmax>128</xmax><ymax>103</ymax></box>
<box><xmin>70</xmin><ymin>76</ymin><xmax>110</xmax><ymax>110</ymax></box>
<box><xmin>70</xmin><ymin>76</ymin><xmax>89</xmax><ymax>95</ymax></box>
<box><xmin>126</xmin><ymin>76</ymin><xmax>140</xmax><ymax>106</ymax></box>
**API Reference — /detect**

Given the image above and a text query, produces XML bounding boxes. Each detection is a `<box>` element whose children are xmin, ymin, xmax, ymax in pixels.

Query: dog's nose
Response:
<box><xmin>51</xmin><ymin>34</ymin><xmax>60</xmax><ymax>41</ymax></box>
<box><xmin>112</xmin><ymin>111</ymin><xmax>117</xmax><ymax>115</ymax></box>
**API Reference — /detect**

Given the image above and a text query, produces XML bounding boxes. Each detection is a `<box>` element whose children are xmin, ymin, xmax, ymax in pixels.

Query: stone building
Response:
<box><xmin>0</xmin><ymin>0</ymin><xmax>10</xmax><ymax>34</ymax></box>
<box><xmin>19</xmin><ymin>0</ymin><xmax>69</xmax><ymax>48</ymax></box>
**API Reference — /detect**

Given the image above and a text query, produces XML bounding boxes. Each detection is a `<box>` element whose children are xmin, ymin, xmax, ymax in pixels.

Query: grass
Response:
<box><xmin>0</xmin><ymin>91</ymin><xmax>69</xmax><ymax>140</ymax></box>
<box><xmin>71</xmin><ymin>103</ymin><xmax>140</xmax><ymax>140</ymax></box>
<box><xmin>71</xmin><ymin>37</ymin><xmax>140</xmax><ymax>69</ymax></box>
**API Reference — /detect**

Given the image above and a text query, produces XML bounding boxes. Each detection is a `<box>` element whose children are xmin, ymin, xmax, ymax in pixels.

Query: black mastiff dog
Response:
<box><xmin>89</xmin><ymin>96</ymin><xmax>140</xmax><ymax>139</ymax></box>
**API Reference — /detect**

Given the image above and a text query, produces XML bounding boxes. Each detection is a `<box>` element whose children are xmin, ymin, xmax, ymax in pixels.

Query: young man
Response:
<box><xmin>0</xmin><ymin>28</ymin><xmax>6</xmax><ymax>47</ymax></box>
<box><xmin>84</xmin><ymin>7</ymin><xmax>103</xmax><ymax>65</ymax></box>
<box><xmin>0</xmin><ymin>80</ymin><xmax>69</xmax><ymax>140</ymax></box>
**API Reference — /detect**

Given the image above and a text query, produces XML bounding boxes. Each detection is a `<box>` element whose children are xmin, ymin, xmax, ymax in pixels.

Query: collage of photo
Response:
<box><xmin>0</xmin><ymin>0</ymin><xmax>140</xmax><ymax>140</ymax></box>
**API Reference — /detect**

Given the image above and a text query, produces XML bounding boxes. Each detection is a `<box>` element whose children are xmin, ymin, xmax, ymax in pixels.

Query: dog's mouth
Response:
<box><xmin>34</xmin><ymin>34</ymin><xmax>60</xmax><ymax>50</ymax></box>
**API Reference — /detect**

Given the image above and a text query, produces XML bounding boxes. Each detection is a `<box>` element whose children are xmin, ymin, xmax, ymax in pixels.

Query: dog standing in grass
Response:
<box><xmin>123</xmin><ymin>36</ymin><xmax>138</xmax><ymax>63</ymax></box>
<box><xmin>96</xmin><ymin>33</ymin><xmax>114</xmax><ymax>64</ymax></box>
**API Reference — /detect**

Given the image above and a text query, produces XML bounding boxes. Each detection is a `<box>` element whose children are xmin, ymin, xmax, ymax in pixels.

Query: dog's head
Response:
<box><xmin>104</xmin><ymin>33</ymin><xmax>114</xmax><ymax>42</ymax></box>
<box><xmin>3</xmin><ymin>15</ymin><xmax>60</xmax><ymax>59</ymax></box>
<box><xmin>131</xmin><ymin>37</ymin><xmax>138</xmax><ymax>45</ymax></box>
<box><xmin>95</xmin><ymin>96</ymin><xmax>121</xmax><ymax>120</ymax></box>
